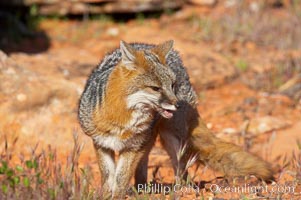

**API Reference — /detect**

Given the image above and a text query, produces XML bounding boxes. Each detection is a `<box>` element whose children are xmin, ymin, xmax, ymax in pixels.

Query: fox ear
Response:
<box><xmin>120</xmin><ymin>41</ymin><xmax>136</xmax><ymax>70</ymax></box>
<box><xmin>154</xmin><ymin>40</ymin><xmax>174</xmax><ymax>59</ymax></box>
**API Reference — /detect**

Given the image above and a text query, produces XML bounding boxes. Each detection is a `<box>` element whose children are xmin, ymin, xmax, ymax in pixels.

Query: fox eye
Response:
<box><xmin>149</xmin><ymin>86</ymin><xmax>161</xmax><ymax>92</ymax></box>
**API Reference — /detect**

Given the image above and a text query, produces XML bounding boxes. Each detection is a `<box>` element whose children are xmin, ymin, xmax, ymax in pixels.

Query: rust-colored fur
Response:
<box><xmin>189</xmin><ymin>114</ymin><xmax>273</xmax><ymax>180</ymax></box>
<box><xmin>92</xmin><ymin>65</ymin><xmax>137</xmax><ymax>136</ymax></box>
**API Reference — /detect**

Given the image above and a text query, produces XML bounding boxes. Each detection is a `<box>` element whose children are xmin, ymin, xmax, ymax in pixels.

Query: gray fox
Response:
<box><xmin>78</xmin><ymin>40</ymin><xmax>273</xmax><ymax>199</ymax></box>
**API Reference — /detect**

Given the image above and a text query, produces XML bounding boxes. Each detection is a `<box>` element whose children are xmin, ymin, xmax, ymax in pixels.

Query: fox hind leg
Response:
<box><xmin>134</xmin><ymin>131</ymin><xmax>157</xmax><ymax>188</ymax></box>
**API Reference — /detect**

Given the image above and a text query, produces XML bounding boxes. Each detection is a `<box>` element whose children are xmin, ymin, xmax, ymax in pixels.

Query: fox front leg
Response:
<box><xmin>94</xmin><ymin>144</ymin><xmax>115</xmax><ymax>198</ymax></box>
<box><xmin>112</xmin><ymin>150</ymin><xmax>144</xmax><ymax>199</ymax></box>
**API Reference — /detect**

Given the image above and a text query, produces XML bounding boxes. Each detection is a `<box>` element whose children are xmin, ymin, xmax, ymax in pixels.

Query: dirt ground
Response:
<box><xmin>1</xmin><ymin>2</ymin><xmax>301</xmax><ymax>199</ymax></box>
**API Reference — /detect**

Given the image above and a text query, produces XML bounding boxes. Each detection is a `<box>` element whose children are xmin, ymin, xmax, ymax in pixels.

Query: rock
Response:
<box><xmin>3</xmin><ymin>0</ymin><xmax>185</xmax><ymax>15</ymax></box>
<box><xmin>106</xmin><ymin>27</ymin><xmax>119</xmax><ymax>37</ymax></box>
<box><xmin>0</xmin><ymin>50</ymin><xmax>79</xmax><ymax>111</ymax></box>
<box><xmin>0</xmin><ymin>50</ymin><xmax>83</xmax><ymax>155</ymax></box>
<box><xmin>0</xmin><ymin>51</ymin><xmax>28</xmax><ymax>96</ymax></box>
<box><xmin>224</xmin><ymin>0</ymin><xmax>238</xmax><ymax>7</ymax></box>
<box><xmin>0</xmin><ymin>51</ymin><xmax>8</xmax><ymax>67</ymax></box>
<box><xmin>16</xmin><ymin>93</ymin><xmax>27</xmax><ymax>102</ymax></box>
<box><xmin>206</xmin><ymin>123</ymin><xmax>213</xmax><ymax>129</ymax></box>
<box><xmin>279</xmin><ymin>74</ymin><xmax>301</xmax><ymax>92</ymax></box>
<box><xmin>222</xmin><ymin>128</ymin><xmax>238</xmax><ymax>135</ymax></box>
<box><xmin>188</xmin><ymin>0</ymin><xmax>217</xmax><ymax>6</ymax></box>
<box><xmin>279</xmin><ymin>74</ymin><xmax>301</xmax><ymax>101</ymax></box>
<box><xmin>248</xmin><ymin>116</ymin><xmax>291</xmax><ymax>135</ymax></box>
<box><xmin>249</xmin><ymin>2</ymin><xmax>260</xmax><ymax>12</ymax></box>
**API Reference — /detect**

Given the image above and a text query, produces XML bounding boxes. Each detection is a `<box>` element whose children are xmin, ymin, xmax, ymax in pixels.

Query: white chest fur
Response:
<box><xmin>93</xmin><ymin>108</ymin><xmax>153</xmax><ymax>151</ymax></box>
<box><xmin>93</xmin><ymin>135</ymin><xmax>126</xmax><ymax>151</ymax></box>
<box><xmin>126</xmin><ymin>109</ymin><xmax>152</xmax><ymax>133</ymax></box>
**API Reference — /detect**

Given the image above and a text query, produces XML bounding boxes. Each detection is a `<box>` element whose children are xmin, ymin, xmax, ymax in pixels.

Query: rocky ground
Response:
<box><xmin>1</xmin><ymin>2</ymin><xmax>301</xmax><ymax>199</ymax></box>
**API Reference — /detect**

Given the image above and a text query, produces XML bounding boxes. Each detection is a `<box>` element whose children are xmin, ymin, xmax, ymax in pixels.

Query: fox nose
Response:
<box><xmin>168</xmin><ymin>100</ymin><xmax>179</xmax><ymax>110</ymax></box>
<box><xmin>163</xmin><ymin>89</ymin><xmax>179</xmax><ymax>109</ymax></box>
<box><xmin>169</xmin><ymin>97</ymin><xmax>179</xmax><ymax>109</ymax></box>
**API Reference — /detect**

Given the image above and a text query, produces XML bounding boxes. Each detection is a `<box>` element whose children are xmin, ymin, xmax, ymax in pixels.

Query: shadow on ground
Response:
<box><xmin>0</xmin><ymin>10</ymin><xmax>50</xmax><ymax>54</ymax></box>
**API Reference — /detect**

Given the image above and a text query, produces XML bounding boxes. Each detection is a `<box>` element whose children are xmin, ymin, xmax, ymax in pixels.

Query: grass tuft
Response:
<box><xmin>1</xmin><ymin>131</ymin><xmax>300</xmax><ymax>199</ymax></box>
<box><xmin>0</xmin><ymin>132</ymin><xmax>99</xmax><ymax>200</ymax></box>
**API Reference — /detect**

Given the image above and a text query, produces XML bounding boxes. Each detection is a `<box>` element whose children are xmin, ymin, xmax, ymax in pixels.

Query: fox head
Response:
<box><xmin>120</xmin><ymin>40</ymin><xmax>178</xmax><ymax>119</ymax></box>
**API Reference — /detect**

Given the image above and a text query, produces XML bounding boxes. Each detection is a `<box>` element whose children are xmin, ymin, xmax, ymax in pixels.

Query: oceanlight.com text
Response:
<box><xmin>137</xmin><ymin>183</ymin><xmax>297</xmax><ymax>195</ymax></box>
<box><xmin>209</xmin><ymin>183</ymin><xmax>296</xmax><ymax>194</ymax></box>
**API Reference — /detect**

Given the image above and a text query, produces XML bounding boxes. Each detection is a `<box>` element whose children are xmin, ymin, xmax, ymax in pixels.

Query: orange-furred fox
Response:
<box><xmin>78</xmin><ymin>41</ymin><xmax>273</xmax><ymax>198</ymax></box>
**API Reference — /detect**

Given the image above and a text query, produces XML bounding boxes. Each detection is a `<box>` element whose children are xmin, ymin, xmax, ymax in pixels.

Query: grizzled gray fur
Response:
<box><xmin>78</xmin><ymin>43</ymin><xmax>196</xmax><ymax>136</ymax></box>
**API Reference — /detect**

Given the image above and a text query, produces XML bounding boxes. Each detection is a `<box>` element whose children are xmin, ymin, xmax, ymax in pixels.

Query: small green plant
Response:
<box><xmin>136</xmin><ymin>13</ymin><xmax>145</xmax><ymax>25</ymax></box>
<box><xmin>188</xmin><ymin>15</ymin><xmax>214</xmax><ymax>41</ymax></box>
<box><xmin>27</xmin><ymin>4</ymin><xmax>44</xmax><ymax>31</ymax></box>
<box><xmin>199</xmin><ymin>18</ymin><xmax>214</xmax><ymax>41</ymax></box>
<box><xmin>235</xmin><ymin>59</ymin><xmax>248</xmax><ymax>72</ymax></box>
<box><xmin>92</xmin><ymin>14</ymin><xmax>113</xmax><ymax>24</ymax></box>
<box><xmin>164</xmin><ymin>8</ymin><xmax>175</xmax><ymax>16</ymax></box>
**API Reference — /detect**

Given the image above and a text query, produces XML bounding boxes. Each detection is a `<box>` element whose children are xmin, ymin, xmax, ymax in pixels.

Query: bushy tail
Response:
<box><xmin>189</xmin><ymin>117</ymin><xmax>274</xmax><ymax>181</ymax></box>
